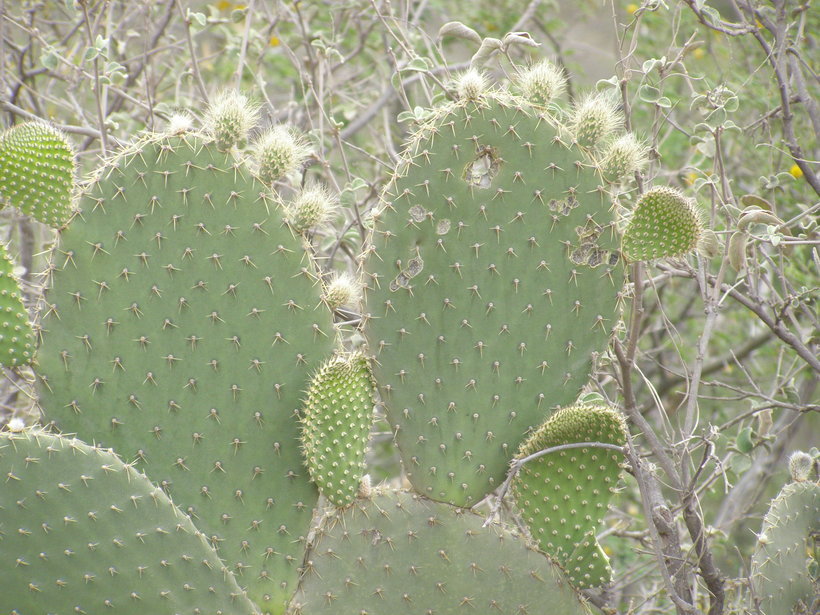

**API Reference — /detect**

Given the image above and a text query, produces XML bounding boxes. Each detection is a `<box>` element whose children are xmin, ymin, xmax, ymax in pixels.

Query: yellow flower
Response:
<box><xmin>215</xmin><ymin>0</ymin><xmax>233</xmax><ymax>10</ymax></box>
<box><xmin>692</xmin><ymin>48</ymin><xmax>705</xmax><ymax>60</ymax></box>
<box><xmin>269</xmin><ymin>36</ymin><xmax>280</xmax><ymax>47</ymax></box>
<box><xmin>685</xmin><ymin>171</ymin><xmax>698</xmax><ymax>186</ymax></box>
<box><xmin>627</xmin><ymin>3</ymin><xmax>639</xmax><ymax>14</ymax></box>
<box><xmin>789</xmin><ymin>164</ymin><xmax>803</xmax><ymax>179</ymax></box>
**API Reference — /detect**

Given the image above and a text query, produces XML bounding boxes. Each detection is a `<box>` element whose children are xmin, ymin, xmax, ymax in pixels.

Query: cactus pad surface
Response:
<box><xmin>622</xmin><ymin>186</ymin><xmax>702</xmax><ymax>261</ymax></box>
<box><xmin>0</xmin><ymin>243</ymin><xmax>34</xmax><ymax>367</ymax></box>
<box><xmin>361</xmin><ymin>93</ymin><xmax>625</xmax><ymax>506</ymax></box>
<box><xmin>0</xmin><ymin>121</ymin><xmax>75</xmax><ymax>227</ymax></box>
<box><xmin>35</xmin><ymin>132</ymin><xmax>336</xmax><ymax>611</ymax></box>
<box><xmin>301</xmin><ymin>352</ymin><xmax>376</xmax><ymax>507</ymax></box>
<box><xmin>512</xmin><ymin>404</ymin><xmax>627</xmax><ymax>588</ymax></box>
<box><xmin>287</xmin><ymin>489</ymin><xmax>590</xmax><ymax>614</ymax></box>
<box><xmin>0</xmin><ymin>428</ymin><xmax>258</xmax><ymax>614</ymax></box>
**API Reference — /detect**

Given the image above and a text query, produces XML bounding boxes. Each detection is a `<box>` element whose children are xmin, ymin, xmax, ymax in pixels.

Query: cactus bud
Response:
<box><xmin>515</xmin><ymin>59</ymin><xmax>567</xmax><ymax>106</ymax></box>
<box><xmin>622</xmin><ymin>186</ymin><xmax>704</xmax><ymax>261</ymax></box>
<box><xmin>165</xmin><ymin>112</ymin><xmax>194</xmax><ymax>136</ymax></box>
<box><xmin>570</xmin><ymin>92</ymin><xmax>621</xmax><ymax>148</ymax></box>
<box><xmin>254</xmin><ymin>124</ymin><xmax>312</xmax><ymax>185</ymax></box>
<box><xmin>322</xmin><ymin>271</ymin><xmax>361</xmax><ymax>310</ymax></box>
<box><xmin>205</xmin><ymin>90</ymin><xmax>258</xmax><ymax>151</ymax></box>
<box><xmin>285</xmin><ymin>184</ymin><xmax>338</xmax><ymax>234</ymax></box>
<box><xmin>788</xmin><ymin>451</ymin><xmax>815</xmax><ymax>482</ymax></box>
<box><xmin>455</xmin><ymin>69</ymin><xmax>489</xmax><ymax>101</ymax></box>
<box><xmin>600</xmin><ymin>133</ymin><xmax>648</xmax><ymax>181</ymax></box>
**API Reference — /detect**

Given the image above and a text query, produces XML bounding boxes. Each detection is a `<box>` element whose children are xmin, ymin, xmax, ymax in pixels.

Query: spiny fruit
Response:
<box><xmin>511</xmin><ymin>404</ymin><xmax>627</xmax><ymax>589</ymax></box>
<box><xmin>301</xmin><ymin>352</ymin><xmax>376</xmax><ymax>507</ymax></box>
<box><xmin>0</xmin><ymin>121</ymin><xmax>75</xmax><ymax>227</ymax></box>
<box><xmin>622</xmin><ymin>186</ymin><xmax>703</xmax><ymax>261</ymax></box>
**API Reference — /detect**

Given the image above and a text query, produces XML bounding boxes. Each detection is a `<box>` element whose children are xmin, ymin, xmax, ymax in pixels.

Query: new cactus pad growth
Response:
<box><xmin>0</xmin><ymin>428</ymin><xmax>259</xmax><ymax>614</ymax></box>
<box><xmin>751</xmin><ymin>452</ymin><xmax>819</xmax><ymax>615</ymax></box>
<box><xmin>361</xmin><ymin>90</ymin><xmax>626</xmax><ymax>506</ymax></box>
<box><xmin>0</xmin><ymin>243</ymin><xmax>34</xmax><ymax>367</ymax></box>
<box><xmin>287</xmin><ymin>489</ymin><xmax>591</xmax><ymax>614</ymax></box>
<box><xmin>35</xmin><ymin>123</ymin><xmax>337</xmax><ymax>610</ymax></box>
<box><xmin>622</xmin><ymin>186</ymin><xmax>703</xmax><ymax>261</ymax></box>
<box><xmin>0</xmin><ymin>121</ymin><xmax>75</xmax><ymax>227</ymax></box>
<box><xmin>511</xmin><ymin>404</ymin><xmax>627</xmax><ymax>589</ymax></box>
<box><xmin>301</xmin><ymin>352</ymin><xmax>376</xmax><ymax>507</ymax></box>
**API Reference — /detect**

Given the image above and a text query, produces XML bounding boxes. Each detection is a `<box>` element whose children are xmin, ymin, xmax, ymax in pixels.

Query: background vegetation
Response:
<box><xmin>1</xmin><ymin>0</ymin><xmax>817</xmax><ymax>613</ymax></box>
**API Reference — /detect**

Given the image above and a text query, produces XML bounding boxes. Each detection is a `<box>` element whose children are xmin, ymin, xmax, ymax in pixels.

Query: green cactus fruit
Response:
<box><xmin>0</xmin><ymin>428</ymin><xmax>258</xmax><ymax>614</ymax></box>
<box><xmin>205</xmin><ymin>90</ymin><xmax>259</xmax><ymax>151</ymax></box>
<box><xmin>0</xmin><ymin>243</ymin><xmax>34</xmax><ymax>367</ymax></box>
<box><xmin>35</xmin><ymin>130</ymin><xmax>336</xmax><ymax>612</ymax></box>
<box><xmin>321</xmin><ymin>271</ymin><xmax>361</xmax><ymax>311</ymax></box>
<box><xmin>622</xmin><ymin>186</ymin><xmax>704</xmax><ymax>261</ymax></box>
<box><xmin>300</xmin><ymin>352</ymin><xmax>376</xmax><ymax>507</ymax></box>
<box><xmin>514</xmin><ymin>59</ymin><xmax>567</xmax><ymax>107</ymax></box>
<box><xmin>511</xmin><ymin>405</ymin><xmax>627</xmax><ymax>589</ymax></box>
<box><xmin>569</xmin><ymin>93</ymin><xmax>621</xmax><ymax>149</ymax></box>
<box><xmin>360</xmin><ymin>92</ymin><xmax>626</xmax><ymax>506</ymax></box>
<box><xmin>287</xmin><ymin>489</ymin><xmax>590</xmax><ymax>614</ymax></box>
<box><xmin>600</xmin><ymin>133</ymin><xmax>648</xmax><ymax>182</ymax></box>
<box><xmin>255</xmin><ymin>125</ymin><xmax>312</xmax><ymax>186</ymax></box>
<box><xmin>0</xmin><ymin>121</ymin><xmax>75</xmax><ymax>227</ymax></box>
<box><xmin>455</xmin><ymin>68</ymin><xmax>490</xmax><ymax>102</ymax></box>
<box><xmin>284</xmin><ymin>184</ymin><xmax>338</xmax><ymax>234</ymax></box>
<box><xmin>751</xmin><ymin>476</ymin><xmax>819</xmax><ymax>615</ymax></box>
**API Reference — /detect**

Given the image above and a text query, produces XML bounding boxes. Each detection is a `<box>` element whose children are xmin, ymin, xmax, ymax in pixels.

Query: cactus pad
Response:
<box><xmin>287</xmin><ymin>489</ymin><xmax>590</xmax><ymax>614</ymax></box>
<box><xmin>0</xmin><ymin>428</ymin><xmax>258</xmax><ymax>614</ymax></box>
<box><xmin>0</xmin><ymin>243</ymin><xmax>34</xmax><ymax>367</ymax></box>
<box><xmin>360</xmin><ymin>93</ymin><xmax>626</xmax><ymax>506</ymax></box>
<box><xmin>301</xmin><ymin>352</ymin><xmax>376</xmax><ymax>507</ymax></box>
<box><xmin>35</xmin><ymin>132</ymin><xmax>336</xmax><ymax>611</ymax></box>
<box><xmin>622</xmin><ymin>186</ymin><xmax>703</xmax><ymax>261</ymax></box>
<box><xmin>0</xmin><ymin>121</ymin><xmax>75</xmax><ymax>227</ymax></box>
<box><xmin>751</xmin><ymin>479</ymin><xmax>819</xmax><ymax>615</ymax></box>
<box><xmin>511</xmin><ymin>404</ymin><xmax>627</xmax><ymax>589</ymax></box>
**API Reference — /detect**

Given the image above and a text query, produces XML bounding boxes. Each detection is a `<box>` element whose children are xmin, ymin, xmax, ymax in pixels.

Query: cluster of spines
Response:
<box><xmin>300</xmin><ymin>352</ymin><xmax>376</xmax><ymax>507</ymax></box>
<box><xmin>0</xmin><ymin>121</ymin><xmax>75</xmax><ymax>227</ymax></box>
<box><xmin>511</xmin><ymin>404</ymin><xmax>627</xmax><ymax>589</ymax></box>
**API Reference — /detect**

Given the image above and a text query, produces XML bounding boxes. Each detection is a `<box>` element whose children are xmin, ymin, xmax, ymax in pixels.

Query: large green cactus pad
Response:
<box><xmin>0</xmin><ymin>243</ymin><xmax>34</xmax><ymax>367</ymax></box>
<box><xmin>511</xmin><ymin>405</ymin><xmax>626</xmax><ymax>589</ymax></box>
<box><xmin>0</xmin><ymin>428</ymin><xmax>258</xmax><ymax>615</ymax></box>
<box><xmin>622</xmin><ymin>186</ymin><xmax>702</xmax><ymax>262</ymax></box>
<box><xmin>751</xmin><ymin>480</ymin><xmax>819</xmax><ymax>615</ymax></box>
<box><xmin>301</xmin><ymin>352</ymin><xmax>376</xmax><ymax>508</ymax></box>
<box><xmin>361</xmin><ymin>94</ymin><xmax>625</xmax><ymax>506</ymax></box>
<box><xmin>0</xmin><ymin>122</ymin><xmax>75</xmax><ymax>227</ymax></box>
<box><xmin>287</xmin><ymin>489</ymin><xmax>590</xmax><ymax>614</ymax></box>
<box><xmin>35</xmin><ymin>133</ymin><xmax>336</xmax><ymax>611</ymax></box>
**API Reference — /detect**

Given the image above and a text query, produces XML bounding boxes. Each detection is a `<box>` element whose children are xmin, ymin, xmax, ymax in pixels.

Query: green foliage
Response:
<box><xmin>0</xmin><ymin>121</ymin><xmax>75</xmax><ymax>227</ymax></box>
<box><xmin>301</xmin><ymin>352</ymin><xmax>376</xmax><ymax>507</ymax></box>
<box><xmin>361</xmin><ymin>89</ymin><xmax>626</xmax><ymax>507</ymax></box>
<box><xmin>0</xmin><ymin>428</ymin><xmax>258</xmax><ymax>615</ymax></box>
<box><xmin>35</xmin><ymin>124</ymin><xmax>337</xmax><ymax>611</ymax></box>
<box><xmin>512</xmin><ymin>404</ymin><xmax>627</xmax><ymax>589</ymax></box>
<box><xmin>287</xmin><ymin>489</ymin><xmax>591</xmax><ymax>614</ymax></box>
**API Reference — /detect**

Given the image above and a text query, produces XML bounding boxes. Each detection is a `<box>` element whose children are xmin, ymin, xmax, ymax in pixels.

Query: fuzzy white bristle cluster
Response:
<box><xmin>570</xmin><ymin>92</ymin><xmax>622</xmax><ymax>148</ymax></box>
<box><xmin>285</xmin><ymin>184</ymin><xmax>338</xmax><ymax>234</ymax></box>
<box><xmin>255</xmin><ymin>125</ymin><xmax>312</xmax><ymax>185</ymax></box>
<box><xmin>516</xmin><ymin>60</ymin><xmax>567</xmax><ymax>106</ymax></box>
<box><xmin>455</xmin><ymin>69</ymin><xmax>489</xmax><ymax>101</ymax></box>
<box><xmin>205</xmin><ymin>90</ymin><xmax>259</xmax><ymax>151</ymax></box>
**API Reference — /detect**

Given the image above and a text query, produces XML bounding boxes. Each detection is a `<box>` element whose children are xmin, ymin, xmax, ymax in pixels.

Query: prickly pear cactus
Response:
<box><xmin>287</xmin><ymin>489</ymin><xmax>591</xmax><ymax>614</ymax></box>
<box><xmin>511</xmin><ymin>404</ymin><xmax>627</xmax><ymax>589</ymax></box>
<box><xmin>360</xmin><ymin>88</ymin><xmax>626</xmax><ymax>506</ymax></box>
<box><xmin>300</xmin><ymin>352</ymin><xmax>376</xmax><ymax>507</ymax></box>
<box><xmin>751</xmin><ymin>453</ymin><xmax>819</xmax><ymax>615</ymax></box>
<box><xmin>622</xmin><ymin>186</ymin><xmax>703</xmax><ymax>262</ymax></box>
<box><xmin>0</xmin><ymin>428</ymin><xmax>258</xmax><ymax>614</ymax></box>
<box><xmin>0</xmin><ymin>121</ymin><xmax>75</xmax><ymax>227</ymax></box>
<box><xmin>0</xmin><ymin>243</ymin><xmax>34</xmax><ymax>367</ymax></box>
<box><xmin>35</xmin><ymin>125</ymin><xmax>336</xmax><ymax>611</ymax></box>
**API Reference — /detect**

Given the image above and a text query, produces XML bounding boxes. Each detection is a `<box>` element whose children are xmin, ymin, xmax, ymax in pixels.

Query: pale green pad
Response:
<box><xmin>361</xmin><ymin>95</ymin><xmax>625</xmax><ymax>507</ymax></box>
<box><xmin>0</xmin><ymin>122</ymin><xmax>75</xmax><ymax>227</ymax></box>
<box><xmin>622</xmin><ymin>186</ymin><xmax>701</xmax><ymax>261</ymax></box>
<box><xmin>751</xmin><ymin>480</ymin><xmax>819</xmax><ymax>615</ymax></box>
<box><xmin>0</xmin><ymin>428</ymin><xmax>258</xmax><ymax>615</ymax></box>
<box><xmin>0</xmin><ymin>243</ymin><xmax>34</xmax><ymax>367</ymax></box>
<box><xmin>512</xmin><ymin>405</ymin><xmax>626</xmax><ymax>588</ymax></box>
<box><xmin>35</xmin><ymin>134</ymin><xmax>336</xmax><ymax>611</ymax></box>
<box><xmin>287</xmin><ymin>489</ymin><xmax>590</xmax><ymax>614</ymax></box>
<box><xmin>301</xmin><ymin>353</ymin><xmax>376</xmax><ymax>507</ymax></box>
